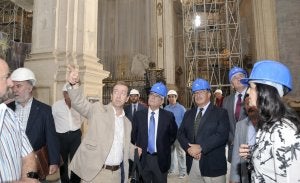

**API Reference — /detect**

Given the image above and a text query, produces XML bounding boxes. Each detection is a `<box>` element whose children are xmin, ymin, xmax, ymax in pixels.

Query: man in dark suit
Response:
<box><xmin>124</xmin><ymin>88</ymin><xmax>147</xmax><ymax>122</ymax></box>
<box><xmin>178</xmin><ymin>78</ymin><xmax>229</xmax><ymax>183</ymax></box>
<box><xmin>8</xmin><ymin>68</ymin><xmax>61</xmax><ymax>179</ymax></box>
<box><xmin>131</xmin><ymin>82</ymin><xmax>178</xmax><ymax>183</ymax></box>
<box><xmin>222</xmin><ymin>67</ymin><xmax>248</xmax><ymax>162</ymax></box>
<box><xmin>123</xmin><ymin>89</ymin><xmax>147</xmax><ymax>182</ymax></box>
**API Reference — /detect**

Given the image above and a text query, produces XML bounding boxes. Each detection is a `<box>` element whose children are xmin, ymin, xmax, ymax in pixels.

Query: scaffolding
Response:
<box><xmin>0</xmin><ymin>0</ymin><xmax>32</xmax><ymax>43</ymax></box>
<box><xmin>182</xmin><ymin>0</ymin><xmax>242</xmax><ymax>107</ymax></box>
<box><xmin>0</xmin><ymin>0</ymin><xmax>32</xmax><ymax>69</ymax></box>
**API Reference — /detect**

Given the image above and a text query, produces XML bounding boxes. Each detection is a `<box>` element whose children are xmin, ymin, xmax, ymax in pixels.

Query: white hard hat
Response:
<box><xmin>167</xmin><ymin>90</ymin><xmax>178</xmax><ymax>96</ymax></box>
<box><xmin>130</xmin><ymin>89</ymin><xmax>140</xmax><ymax>96</ymax></box>
<box><xmin>214</xmin><ymin>89</ymin><xmax>222</xmax><ymax>94</ymax></box>
<box><xmin>11</xmin><ymin>67</ymin><xmax>36</xmax><ymax>86</ymax></box>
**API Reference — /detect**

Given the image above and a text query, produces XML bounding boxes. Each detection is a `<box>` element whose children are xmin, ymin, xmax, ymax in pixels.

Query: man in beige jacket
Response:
<box><xmin>66</xmin><ymin>65</ymin><xmax>132</xmax><ymax>182</ymax></box>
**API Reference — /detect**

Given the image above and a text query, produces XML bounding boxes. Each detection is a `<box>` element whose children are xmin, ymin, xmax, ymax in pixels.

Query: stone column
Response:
<box><xmin>252</xmin><ymin>0</ymin><xmax>279</xmax><ymax>60</ymax></box>
<box><xmin>155</xmin><ymin>0</ymin><xmax>176</xmax><ymax>88</ymax></box>
<box><xmin>26</xmin><ymin>0</ymin><xmax>109</xmax><ymax>104</ymax></box>
<box><xmin>155</xmin><ymin>0</ymin><xmax>164</xmax><ymax>69</ymax></box>
<box><xmin>163</xmin><ymin>0</ymin><xmax>176</xmax><ymax>88</ymax></box>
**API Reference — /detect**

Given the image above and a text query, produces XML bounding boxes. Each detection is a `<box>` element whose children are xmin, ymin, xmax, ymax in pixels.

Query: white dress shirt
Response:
<box><xmin>15</xmin><ymin>97</ymin><xmax>33</xmax><ymax>130</ymax></box>
<box><xmin>52</xmin><ymin>99</ymin><xmax>83</xmax><ymax>133</ymax></box>
<box><xmin>148</xmin><ymin>108</ymin><xmax>159</xmax><ymax>152</ymax></box>
<box><xmin>104</xmin><ymin>107</ymin><xmax>125</xmax><ymax>165</ymax></box>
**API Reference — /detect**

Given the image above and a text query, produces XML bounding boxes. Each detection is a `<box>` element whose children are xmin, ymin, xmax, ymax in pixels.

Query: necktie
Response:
<box><xmin>148</xmin><ymin>112</ymin><xmax>156</xmax><ymax>154</ymax></box>
<box><xmin>235</xmin><ymin>94</ymin><xmax>242</xmax><ymax>121</ymax></box>
<box><xmin>133</xmin><ymin>104</ymin><xmax>137</xmax><ymax>116</ymax></box>
<box><xmin>194</xmin><ymin>108</ymin><xmax>203</xmax><ymax>136</ymax></box>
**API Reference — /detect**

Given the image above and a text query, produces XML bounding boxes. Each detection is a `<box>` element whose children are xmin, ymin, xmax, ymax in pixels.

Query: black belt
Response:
<box><xmin>147</xmin><ymin>152</ymin><xmax>157</xmax><ymax>156</ymax></box>
<box><xmin>62</xmin><ymin>129</ymin><xmax>80</xmax><ymax>134</ymax></box>
<box><xmin>102</xmin><ymin>164</ymin><xmax>120</xmax><ymax>171</ymax></box>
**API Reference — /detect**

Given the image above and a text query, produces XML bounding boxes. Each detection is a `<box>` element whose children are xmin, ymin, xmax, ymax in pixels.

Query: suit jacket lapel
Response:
<box><xmin>137</xmin><ymin>103</ymin><xmax>144</xmax><ymax>110</ymax></box>
<box><xmin>156</xmin><ymin>108</ymin><xmax>164</xmax><ymax>141</ymax></box>
<box><xmin>128</xmin><ymin>104</ymin><xmax>133</xmax><ymax>119</ymax></box>
<box><xmin>107</xmin><ymin>103</ymin><xmax>115</xmax><ymax>131</ymax></box>
<box><xmin>139</xmin><ymin>109</ymin><xmax>148</xmax><ymax>150</ymax></box>
<box><xmin>26</xmin><ymin>99</ymin><xmax>39</xmax><ymax>133</ymax></box>
<box><xmin>229</xmin><ymin>94</ymin><xmax>235</xmax><ymax>116</ymax></box>
<box><xmin>190</xmin><ymin>108</ymin><xmax>198</xmax><ymax>131</ymax></box>
<box><xmin>197</xmin><ymin>103</ymin><xmax>213</xmax><ymax>132</ymax></box>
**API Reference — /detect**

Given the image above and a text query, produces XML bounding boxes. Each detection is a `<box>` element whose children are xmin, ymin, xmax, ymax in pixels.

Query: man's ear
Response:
<box><xmin>160</xmin><ymin>98</ymin><xmax>164</xmax><ymax>106</ymax></box>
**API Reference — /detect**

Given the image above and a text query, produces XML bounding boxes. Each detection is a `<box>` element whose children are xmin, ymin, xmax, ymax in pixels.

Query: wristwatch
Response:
<box><xmin>27</xmin><ymin>171</ymin><xmax>39</xmax><ymax>179</ymax></box>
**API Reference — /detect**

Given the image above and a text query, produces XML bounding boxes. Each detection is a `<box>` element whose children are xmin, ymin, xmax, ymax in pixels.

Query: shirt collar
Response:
<box><xmin>235</xmin><ymin>88</ymin><xmax>247</xmax><ymax>98</ymax></box>
<box><xmin>112</xmin><ymin>106</ymin><xmax>125</xmax><ymax>117</ymax></box>
<box><xmin>148</xmin><ymin>108</ymin><xmax>159</xmax><ymax>115</ymax></box>
<box><xmin>15</xmin><ymin>97</ymin><xmax>33</xmax><ymax>108</ymax></box>
<box><xmin>197</xmin><ymin>102</ymin><xmax>210</xmax><ymax>115</ymax></box>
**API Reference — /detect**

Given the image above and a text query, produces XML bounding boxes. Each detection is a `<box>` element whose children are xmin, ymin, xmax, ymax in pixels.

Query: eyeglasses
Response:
<box><xmin>149</xmin><ymin>93</ymin><xmax>162</xmax><ymax>99</ymax></box>
<box><xmin>194</xmin><ymin>90</ymin><xmax>209</xmax><ymax>96</ymax></box>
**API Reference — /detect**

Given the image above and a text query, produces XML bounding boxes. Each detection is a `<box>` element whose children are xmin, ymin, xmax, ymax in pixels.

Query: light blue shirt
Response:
<box><xmin>164</xmin><ymin>103</ymin><xmax>186</xmax><ymax>127</ymax></box>
<box><xmin>247</xmin><ymin>121</ymin><xmax>256</xmax><ymax>146</ymax></box>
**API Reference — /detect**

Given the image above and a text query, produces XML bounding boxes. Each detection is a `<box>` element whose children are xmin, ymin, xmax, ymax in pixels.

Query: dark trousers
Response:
<box><xmin>121</xmin><ymin>159</ymin><xmax>133</xmax><ymax>183</ymax></box>
<box><xmin>58</xmin><ymin>129</ymin><xmax>81</xmax><ymax>183</ymax></box>
<box><xmin>142</xmin><ymin>153</ymin><xmax>167</xmax><ymax>183</ymax></box>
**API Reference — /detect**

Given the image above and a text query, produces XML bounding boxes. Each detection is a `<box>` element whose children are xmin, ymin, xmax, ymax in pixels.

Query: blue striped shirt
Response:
<box><xmin>0</xmin><ymin>103</ymin><xmax>33</xmax><ymax>182</ymax></box>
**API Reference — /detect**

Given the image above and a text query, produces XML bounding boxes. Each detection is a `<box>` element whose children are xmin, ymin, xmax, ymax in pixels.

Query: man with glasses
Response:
<box><xmin>178</xmin><ymin>78</ymin><xmax>229</xmax><ymax>183</ymax></box>
<box><xmin>0</xmin><ymin>58</ymin><xmax>38</xmax><ymax>182</ymax></box>
<box><xmin>222</xmin><ymin>67</ymin><xmax>248</xmax><ymax>163</ymax></box>
<box><xmin>164</xmin><ymin>90</ymin><xmax>187</xmax><ymax>179</ymax></box>
<box><xmin>131</xmin><ymin>82</ymin><xmax>178</xmax><ymax>183</ymax></box>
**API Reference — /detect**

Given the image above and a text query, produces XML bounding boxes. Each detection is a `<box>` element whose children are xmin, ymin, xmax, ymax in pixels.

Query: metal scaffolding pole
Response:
<box><xmin>182</xmin><ymin>0</ymin><xmax>242</xmax><ymax>107</ymax></box>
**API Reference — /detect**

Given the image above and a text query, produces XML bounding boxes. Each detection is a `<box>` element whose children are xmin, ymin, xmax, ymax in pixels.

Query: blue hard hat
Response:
<box><xmin>229</xmin><ymin>66</ymin><xmax>248</xmax><ymax>82</ymax></box>
<box><xmin>240</xmin><ymin>60</ymin><xmax>292</xmax><ymax>92</ymax></box>
<box><xmin>150</xmin><ymin>82</ymin><xmax>168</xmax><ymax>97</ymax></box>
<box><xmin>192</xmin><ymin>78</ymin><xmax>211</xmax><ymax>93</ymax></box>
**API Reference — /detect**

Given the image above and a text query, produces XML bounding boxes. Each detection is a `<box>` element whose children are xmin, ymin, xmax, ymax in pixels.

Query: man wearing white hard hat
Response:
<box><xmin>164</xmin><ymin>90</ymin><xmax>187</xmax><ymax>179</ymax></box>
<box><xmin>52</xmin><ymin>83</ymin><xmax>84</xmax><ymax>183</ymax></box>
<box><xmin>213</xmin><ymin>89</ymin><xmax>224</xmax><ymax>107</ymax></box>
<box><xmin>124</xmin><ymin>89</ymin><xmax>147</xmax><ymax>122</ymax></box>
<box><xmin>7</xmin><ymin>67</ymin><xmax>61</xmax><ymax>180</ymax></box>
